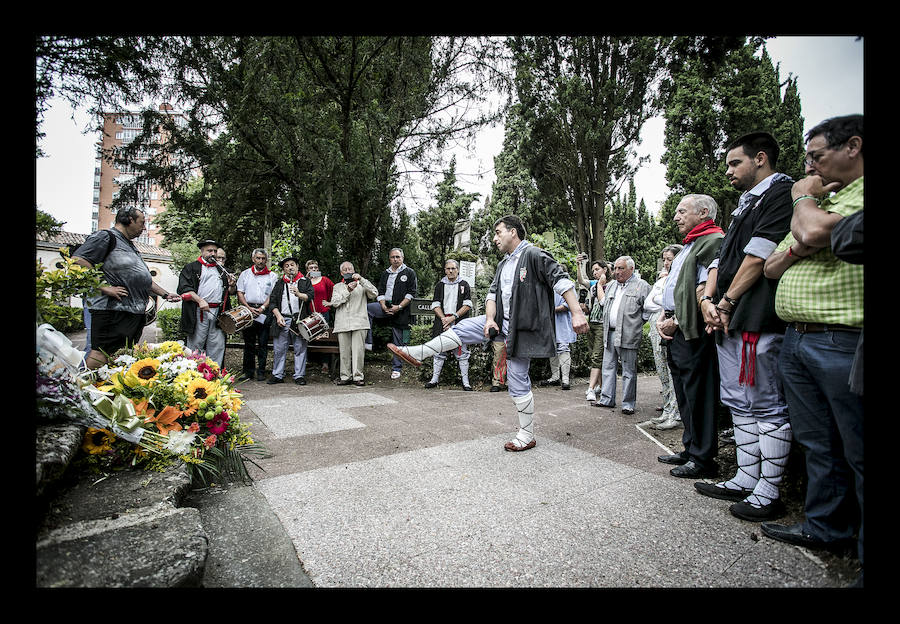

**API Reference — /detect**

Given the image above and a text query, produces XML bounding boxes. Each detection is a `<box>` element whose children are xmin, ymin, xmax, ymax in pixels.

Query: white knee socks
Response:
<box><xmin>721</xmin><ymin>414</ymin><xmax>760</xmax><ymax>492</ymax></box>
<box><xmin>403</xmin><ymin>329</ymin><xmax>462</xmax><ymax>362</ymax></box>
<box><xmin>746</xmin><ymin>421</ymin><xmax>792</xmax><ymax>507</ymax></box>
<box><xmin>559</xmin><ymin>351</ymin><xmax>571</xmax><ymax>384</ymax></box>
<box><xmin>510</xmin><ymin>391</ymin><xmax>535</xmax><ymax>447</ymax></box>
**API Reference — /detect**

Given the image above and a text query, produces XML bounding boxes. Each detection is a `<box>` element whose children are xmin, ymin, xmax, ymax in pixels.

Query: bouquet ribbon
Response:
<box><xmin>92</xmin><ymin>394</ymin><xmax>142</xmax><ymax>432</ymax></box>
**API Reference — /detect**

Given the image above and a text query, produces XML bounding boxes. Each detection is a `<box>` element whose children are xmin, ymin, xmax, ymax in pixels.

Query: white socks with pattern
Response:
<box><xmin>746</xmin><ymin>421</ymin><xmax>792</xmax><ymax>508</ymax></box>
<box><xmin>721</xmin><ymin>415</ymin><xmax>760</xmax><ymax>492</ymax></box>
<box><xmin>401</xmin><ymin>330</ymin><xmax>462</xmax><ymax>362</ymax></box>
<box><xmin>509</xmin><ymin>392</ymin><xmax>535</xmax><ymax>447</ymax></box>
<box><xmin>559</xmin><ymin>351</ymin><xmax>571</xmax><ymax>385</ymax></box>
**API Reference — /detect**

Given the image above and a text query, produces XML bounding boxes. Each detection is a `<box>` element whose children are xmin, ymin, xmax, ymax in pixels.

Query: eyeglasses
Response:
<box><xmin>804</xmin><ymin>146</ymin><xmax>833</xmax><ymax>168</ymax></box>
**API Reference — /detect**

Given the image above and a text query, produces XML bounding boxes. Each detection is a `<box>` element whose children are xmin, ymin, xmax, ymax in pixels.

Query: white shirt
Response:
<box><xmin>279</xmin><ymin>279</ymin><xmax>301</xmax><ymax>316</ymax></box>
<box><xmin>237</xmin><ymin>268</ymin><xmax>278</xmax><ymax>323</ymax></box>
<box><xmin>197</xmin><ymin>265</ymin><xmax>223</xmax><ymax>306</ymax></box>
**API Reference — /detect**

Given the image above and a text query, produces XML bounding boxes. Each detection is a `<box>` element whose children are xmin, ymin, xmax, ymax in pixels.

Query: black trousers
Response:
<box><xmin>241</xmin><ymin>320</ymin><xmax>271</xmax><ymax>375</ymax></box>
<box><xmin>666</xmin><ymin>326</ymin><xmax>720</xmax><ymax>470</ymax></box>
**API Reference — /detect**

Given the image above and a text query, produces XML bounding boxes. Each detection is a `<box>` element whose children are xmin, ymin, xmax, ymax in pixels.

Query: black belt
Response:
<box><xmin>247</xmin><ymin>303</ymin><xmax>264</xmax><ymax>307</ymax></box>
<box><xmin>791</xmin><ymin>322</ymin><xmax>861</xmax><ymax>334</ymax></box>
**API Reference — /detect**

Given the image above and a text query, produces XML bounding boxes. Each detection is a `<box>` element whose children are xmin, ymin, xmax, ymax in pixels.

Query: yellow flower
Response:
<box><xmin>173</xmin><ymin>370</ymin><xmax>202</xmax><ymax>390</ymax></box>
<box><xmin>82</xmin><ymin>428</ymin><xmax>116</xmax><ymax>455</ymax></box>
<box><xmin>127</xmin><ymin>358</ymin><xmax>161</xmax><ymax>386</ymax></box>
<box><xmin>185</xmin><ymin>377</ymin><xmax>221</xmax><ymax>410</ymax></box>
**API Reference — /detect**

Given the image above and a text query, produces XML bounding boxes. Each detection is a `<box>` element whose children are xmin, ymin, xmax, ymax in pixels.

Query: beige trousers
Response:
<box><xmin>337</xmin><ymin>329</ymin><xmax>367</xmax><ymax>381</ymax></box>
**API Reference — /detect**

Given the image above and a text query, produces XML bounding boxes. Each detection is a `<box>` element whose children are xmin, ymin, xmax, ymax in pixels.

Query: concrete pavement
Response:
<box><xmin>195</xmin><ymin>371</ymin><xmax>847</xmax><ymax>588</ymax></box>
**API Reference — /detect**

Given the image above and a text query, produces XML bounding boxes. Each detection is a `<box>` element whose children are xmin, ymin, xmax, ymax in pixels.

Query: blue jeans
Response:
<box><xmin>779</xmin><ymin>326</ymin><xmax>864</xmax><ymax>562</ymax></box>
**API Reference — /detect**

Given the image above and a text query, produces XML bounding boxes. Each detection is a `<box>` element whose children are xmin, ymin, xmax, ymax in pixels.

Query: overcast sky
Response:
<box><xmin>35</xmin><ymin>36</ymin><xmax>863</xmax><ymax>235</ymax></box>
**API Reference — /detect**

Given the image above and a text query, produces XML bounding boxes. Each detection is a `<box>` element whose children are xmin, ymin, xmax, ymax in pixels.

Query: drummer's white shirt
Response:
<box><xmin>197</xmin><ymin>265</ymin><xmax>223</xmax><ymax>307</ymax></box>
<box><xmin>279</xmin><ymin>279</ymin><xmax>301</xmax><ymax>319</ymax></box>
<box><xmin>237</xmin><ymin>268</ymin><xmax>277</xmax><ymax>323</ymax></box>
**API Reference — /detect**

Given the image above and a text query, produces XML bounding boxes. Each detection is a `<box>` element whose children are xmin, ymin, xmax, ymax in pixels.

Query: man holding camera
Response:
<box><xmin>325</xmin><ymin>261</ymin><xmax>379</xmax><ymax>386</ymax></box>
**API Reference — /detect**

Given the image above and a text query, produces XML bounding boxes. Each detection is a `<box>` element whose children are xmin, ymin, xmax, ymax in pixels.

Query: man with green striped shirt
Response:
<box><xmin>761</xmin><ymin>115</ymin><xmax>864</xmax><ymax>586</ymax></box>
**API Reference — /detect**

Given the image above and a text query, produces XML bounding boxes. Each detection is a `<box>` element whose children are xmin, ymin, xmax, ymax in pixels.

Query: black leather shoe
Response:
<box><xmin>539</xmin><ymin>379</ymin><xmax>561</xmax><ymax>387</ymax></box>
<box><xmin>694</xmin><ymin>481</ymin><xmax>752</xmax><ymax>502</ymax></box>
<box><xmin>336</xmin><ymin>379</ymin><xmax>351</xmax><ymax>386</ymax></box>
<box><xmin>267</xmin><ymin>376</ymin><xmax>283</xmax><ymax>384</ymax></box>
<box><xmin>462</xmin><ymin>385</ymin><xmax>473</xmax><ymax>391</ymax></box>
<box><xmin>594</xmin><ymin>402</ymin><xmax>615</xmax><ymax>409</ymax></box>
<box><xmin>257</xmin><ymin>371</ymin><xmax>267</xmax><ymax>381</ymax></box>
<box><xmin>561</xmin><ymin>383</ymin><xmax>570</xmax><ymax>390</ymax></box>
<box><xmin>729</xmin><ymin>499</ymin><xmax>786</xmax><ymax>522</ymax></box>
<box><xmin>294</xmin><ymin>376</ymin><xmax>306</xmax><ymax>385</ymax></box>
<box><xmin>657</xmin><ymin>453</ymin><xmax>689</xmax><ymax>465</ymax></box>
<box><xmin>670</xmin><ymin>461</ymin><xmax>717</xmax><ymax>479</ymax></box>
<box><xmin>622</xmin><ymin>408</ymin><xmax>635</xmax><ymax>415</ymax></box>
<box><xmin>760</xmin><ymin>522</ymin><xmax>847</xmax><ymax>550</ymax></box>
<box><xmin>490</xmin><ymin>385</ymin><xmax>502</xmax><ymax>392</ymax></box>
<box><xmin>424</xmin><ymin>381</ymin><xmax>438</xmax><ymax>389</ymax></box>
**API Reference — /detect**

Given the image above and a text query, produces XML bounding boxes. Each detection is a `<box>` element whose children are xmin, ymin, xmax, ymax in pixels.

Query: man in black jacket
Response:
<box><xmin>265</xmin><ymin>257</ymin><xmax>315</xmax><ymax>385</ymax></box>
<box><xmin>178</xmin><ymin>239</ymin><xmax>235</xmax><ymax>367</ymax></box>
<box><xmin>424</xmin><ymin>259</ymin><xmax>474</xmax><ymax>390</ymax></box>
<box><xmin>389</xmin><ymin>215</ymin><xmax>588</xmax><ymax>452</ymax></box>
<box><xmin>696</xmin><ymin>132</ymin><xmax>794</xmax><ymax>522</ymax></box>
<box><xmin>366</xmin><ymin>248</ymin><xmax>418</xmax><ymax>379</ymax></box>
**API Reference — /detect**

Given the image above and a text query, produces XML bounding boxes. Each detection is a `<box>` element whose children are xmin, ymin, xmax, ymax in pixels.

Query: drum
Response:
<box><xmin>296</xmin><ymin>312</ymin><xmax>329</xmax><ymax>341</ymax></box>
<box><xmin>218</xmin><ymin>305</ymin><xmax>255</xmax><ymax>334</ymax></box>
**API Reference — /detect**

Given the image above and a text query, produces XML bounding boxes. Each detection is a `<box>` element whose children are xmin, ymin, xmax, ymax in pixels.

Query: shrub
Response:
<box><xmin>156</xmin><ymin>307</ymin><xmax>186</xmax><ymax>341</ymax></box>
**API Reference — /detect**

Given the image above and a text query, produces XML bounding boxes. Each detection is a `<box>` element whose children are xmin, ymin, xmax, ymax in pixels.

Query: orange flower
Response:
<box><xmin>133</xmin><ymin>398</ymin><xmax>156</xmax><ymax>420</ymax></box>
<box><xmin>145</xmin><ymin>405</ymin><xmax>183</xmax><ymax>436</ymax></box>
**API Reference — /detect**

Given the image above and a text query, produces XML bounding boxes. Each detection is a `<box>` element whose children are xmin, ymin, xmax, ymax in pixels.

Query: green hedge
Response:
<box><xmin>43</xmin><ymin>305</ymin><xmax>85</xmax><ymax>334</ymax></box>
<box><xmin>156</xmin><ymin>307</ymin><xmax>187</xmax><ymax>341</ymax></box>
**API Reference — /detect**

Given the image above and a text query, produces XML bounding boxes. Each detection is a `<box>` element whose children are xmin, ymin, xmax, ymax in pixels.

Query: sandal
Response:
<box><xmin>504</xmin><ymin>438</ymin><xmax>536</xmax><ymax>452</ymax></box>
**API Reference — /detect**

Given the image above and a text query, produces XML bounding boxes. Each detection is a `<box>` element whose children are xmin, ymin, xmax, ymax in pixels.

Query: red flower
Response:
<box><xmin>188</xmin><ymin>421</ymin><xmax>200</xmax><ymax>433</ymax></box>
<box><xmin>197</xmin><ymin>362</ymin><xmax>216</xmax><ymax>381</ymax></box>
<box><xmin>208</xmin><ymin>411</ymin><xmax>231</xmax><ymax>435</ymax></box>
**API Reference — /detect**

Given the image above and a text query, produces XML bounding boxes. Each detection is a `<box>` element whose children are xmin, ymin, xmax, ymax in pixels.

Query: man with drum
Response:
<box><xmin>237</xmin><ymin>248</ymin><xmax>278</xmax><ymax>381</ymax></box>
<box><xmin>178</xmin><ymin>239</ymin><xmax>235</xmax><ymax>367</ymax></box>
<box><xmin>264</xmin><ymin>256</ymin><xmax>315</xmax><ymax>385</ymax></box>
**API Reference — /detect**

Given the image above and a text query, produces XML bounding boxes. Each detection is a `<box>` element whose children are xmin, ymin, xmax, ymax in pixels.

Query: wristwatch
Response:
<box><xmin>700</xmin><ymin>295</ymin><xmax>714</xmax><ymax>303</ymax></box>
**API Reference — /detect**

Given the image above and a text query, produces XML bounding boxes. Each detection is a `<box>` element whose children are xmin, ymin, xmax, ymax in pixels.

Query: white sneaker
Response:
<box><xmin>390</xmin><ymin>371</ymin><xmax>401</xmax><ymax>379</ymax></box>
<box><xmin>585</xmin><ymin>388</ymin><xmax>596</xmax><ymax>402</ymax></box>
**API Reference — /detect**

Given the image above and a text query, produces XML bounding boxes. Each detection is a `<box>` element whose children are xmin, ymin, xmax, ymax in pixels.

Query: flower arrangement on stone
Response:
<box><xmin>36</xmin><ymin>329</ymin><xmax>264</xmax><ymax>485</ymax></box>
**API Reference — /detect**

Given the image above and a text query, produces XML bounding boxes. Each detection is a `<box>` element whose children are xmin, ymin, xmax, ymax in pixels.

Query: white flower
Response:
<box><xmin>164</xmin><ymin>430</ymin><xmax>197</xmax><ymax>455</ymax></box>
<box><xmin>114</xmin><ymin>354</ymin><xmax>137</xmax><ymax>367</ymax></box>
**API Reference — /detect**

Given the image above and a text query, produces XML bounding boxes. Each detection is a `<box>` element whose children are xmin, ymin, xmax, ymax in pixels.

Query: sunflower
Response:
<box><xmin>127</xmin><ymin>358</ymin><xmax>161</xmax><ymax>386</ymax></box>
<box><xmin>185</xmin><ymin>377</ymin><xmax>221</xmax><ymax>410</ymax></box>
<box><xmin>82</xmin><ymin>428</ymin><xmax>116</xmax><ymax>455</ymax></box>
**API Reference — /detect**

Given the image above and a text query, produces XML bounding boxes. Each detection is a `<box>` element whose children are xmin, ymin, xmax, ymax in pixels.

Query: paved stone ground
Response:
<box><xmin>197</xmin><ymin>365</ymin><xmax>855</xmax><ymax>589</ymax></box>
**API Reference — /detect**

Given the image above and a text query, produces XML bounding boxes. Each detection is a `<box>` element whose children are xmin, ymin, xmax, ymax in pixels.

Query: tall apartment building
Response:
<box><xmin>92</xmin><ymin>103</ymin><xmax>189</xmax><ymax>247</ymax></box>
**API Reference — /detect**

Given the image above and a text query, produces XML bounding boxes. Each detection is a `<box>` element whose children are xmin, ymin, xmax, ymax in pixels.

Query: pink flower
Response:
<box><xmin>203</xmin><ymin>434</ymin><xmax>217</xmax><ymax>449</ymax></box>
<box><xmin>197</xmin><ymin>362</ymin><xmax>216</xmax><ymax>381</ymax></box>
<box><xmin>188</xmin><ymin>421</ymin><xmax>200</xmax><ymax>433</ymax></box>
<box><xmin>208</xmin><ymin>411</ymin><xmax>231</xmax><ymax>435</ymax></box>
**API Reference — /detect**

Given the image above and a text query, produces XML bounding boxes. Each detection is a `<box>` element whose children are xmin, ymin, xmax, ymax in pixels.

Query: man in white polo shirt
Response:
<box><xmin>237</xmin><ymin>248</ymin><xmax>278</xmax><ymax>381</ymax></box>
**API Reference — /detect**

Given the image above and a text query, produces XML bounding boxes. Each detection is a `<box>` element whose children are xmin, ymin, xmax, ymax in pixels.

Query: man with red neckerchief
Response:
<box><xmin>264</xmin><ymin>257</ymin><xmax>315</xmax><ymax>385</ymax></box>
<box><xmin>178</xmin><ymin>239</ymin><xmax>235</xmax><ymax>367</ymax></box>
<box><xmin>237</xmin><ymin>248</ymin><xmax>278</xmax><ymax>381</ymax></box>
<box><xmin>656</xmin><ymin>195</ymin><xmax>725</xmax><ymax>479</ymax></box>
